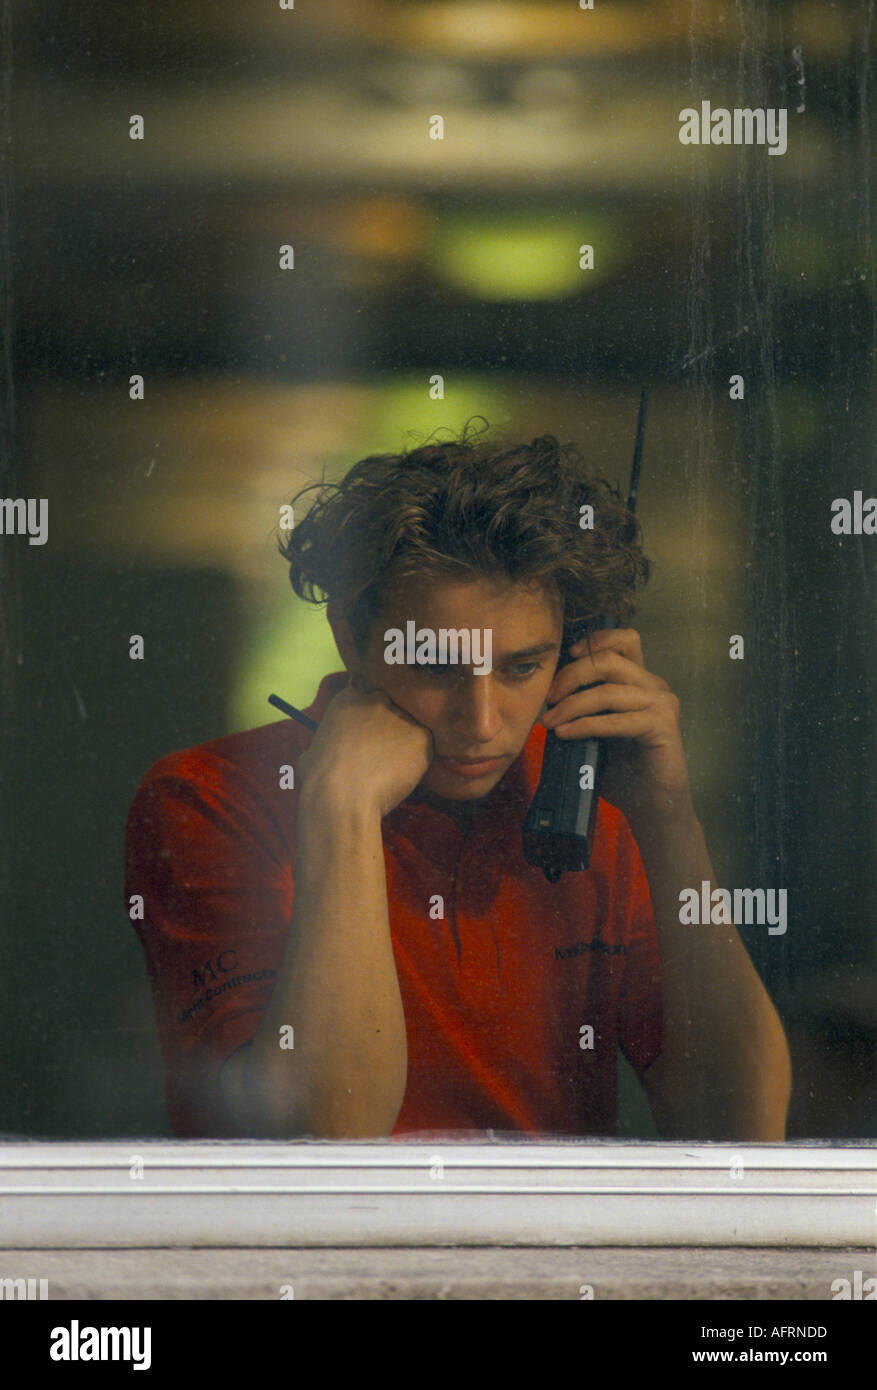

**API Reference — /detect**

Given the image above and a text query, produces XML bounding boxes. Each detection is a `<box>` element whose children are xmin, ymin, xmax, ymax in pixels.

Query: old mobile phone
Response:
<box><xmin>522</xmin><ymin>388</ymin><xmax>648</xmax><ymax>882</ymax></box>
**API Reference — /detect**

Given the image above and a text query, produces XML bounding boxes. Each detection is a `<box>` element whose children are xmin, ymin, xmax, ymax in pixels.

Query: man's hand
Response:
<box><xmin>542</xmin><ymin>628</ymin><xmax>792</xmax><ymax>1139</ymax></box>
<box><xmin>296</xmin><ymin>681</ymin><xmax>434</xmax><ymax>819</ymax></box>
<box><xmin>541</xmin><ymin>627</ymin><xmax>693</xmax><ymax>834</ymax></box>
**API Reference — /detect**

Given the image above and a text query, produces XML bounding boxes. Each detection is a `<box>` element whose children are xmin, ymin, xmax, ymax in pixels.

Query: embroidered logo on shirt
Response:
<box><xmin>177</xmin><ymin>967</ymin><xmax>277</xmax><ymax>1023</ymax></box>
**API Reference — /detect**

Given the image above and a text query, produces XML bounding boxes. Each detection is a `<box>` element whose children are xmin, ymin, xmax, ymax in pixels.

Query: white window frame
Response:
<box><xmin>0</xmin><ymin>1141</ymin><xmax>874</xmax><ymax>1248</ymax></box>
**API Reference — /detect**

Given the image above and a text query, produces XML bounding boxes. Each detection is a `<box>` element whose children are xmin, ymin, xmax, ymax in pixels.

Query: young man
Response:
<box><xmin>125</xmin><ymin>428</ymin><xmax>791</xmax><ymax>1141</ymax></box>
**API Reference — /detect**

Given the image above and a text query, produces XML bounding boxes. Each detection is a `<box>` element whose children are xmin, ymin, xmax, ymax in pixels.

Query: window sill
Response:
<box><xmin>0</xmin><ymin>1140</ymin><xmax>874</xmax><ymax>1248</ymax></box>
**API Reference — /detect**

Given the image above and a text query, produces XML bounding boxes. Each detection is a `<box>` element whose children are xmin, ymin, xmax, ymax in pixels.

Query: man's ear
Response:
<box><xmin>326</xmin><ymin>600</ymin><xmax>362</xmax><ymax>676</ymax></box>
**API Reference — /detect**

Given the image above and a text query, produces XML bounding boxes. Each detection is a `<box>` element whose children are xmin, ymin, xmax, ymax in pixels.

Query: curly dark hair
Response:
<box><xmin>278</xmin><ymin>418</ymin><xmax>650</xmax><ymax>651</ymax></box>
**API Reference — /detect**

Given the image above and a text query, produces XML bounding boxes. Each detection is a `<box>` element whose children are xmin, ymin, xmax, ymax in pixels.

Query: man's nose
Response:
<box><xmin>449</xmin><ymin>675</ymin><xmax>503</xmax><ymax>743</ymax></box>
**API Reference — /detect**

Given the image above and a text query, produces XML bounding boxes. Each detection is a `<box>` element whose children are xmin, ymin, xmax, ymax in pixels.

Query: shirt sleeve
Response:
<box><xmin>124</xmin><ymin>748</ymin><xmax>294</xmax><ymax>1136</ymax></box>
<box><xmin>615</xmin><ymin>819</ymin><xmax>663</xmax><ymax>1081</ymax></box>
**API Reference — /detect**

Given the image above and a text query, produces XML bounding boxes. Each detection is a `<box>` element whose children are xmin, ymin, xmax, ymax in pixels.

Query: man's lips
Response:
<box><xmin>439</xmin><ymin>754</ymin><xmax>508</xmax><ymax>764</ymax></box>
<box><xmin>437</xmin><ymin>753</ymin><xmax>509</xmax><ymax>777</ymax></box>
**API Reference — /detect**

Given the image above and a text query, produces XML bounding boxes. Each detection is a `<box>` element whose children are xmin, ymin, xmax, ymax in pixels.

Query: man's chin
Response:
<box><xmin>422</xmin><ymin>759</ymin><xmax>510</xmax><ymax>800</ymax></box>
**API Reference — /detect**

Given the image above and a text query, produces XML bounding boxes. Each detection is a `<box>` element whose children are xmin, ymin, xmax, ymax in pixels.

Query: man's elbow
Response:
<box><xmin>215</xmin><ymin>1044</ymin><xmax>402</xmax><ymax>1139</ymax></box>
<box><xmin>643</xmin><ymin>1024</ymin><xmax>793</xmax><ymax>1141</ymax></box>
<box><xmin>215</xmin><ymin>1043</ymin><xmax>311</xmax><ymax>1138</ymax></box>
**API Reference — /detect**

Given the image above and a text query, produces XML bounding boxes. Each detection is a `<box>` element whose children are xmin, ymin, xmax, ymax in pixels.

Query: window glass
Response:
<box><xmin>2</xmin><ymin>1</ymin><xmax>874</xmax><ymax>1146</ymax></box>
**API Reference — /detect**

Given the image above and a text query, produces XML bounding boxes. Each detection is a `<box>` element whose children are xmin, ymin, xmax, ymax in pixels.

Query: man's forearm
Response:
<box><xmin>223</xmin><ymin>790</ymin><xmax>408</xmax><ymax>1138</ymax></box>
<box><xmin>630</xmin><ymin>806</ymin><xmax>792</xmax><ymax>1140</ymax></box>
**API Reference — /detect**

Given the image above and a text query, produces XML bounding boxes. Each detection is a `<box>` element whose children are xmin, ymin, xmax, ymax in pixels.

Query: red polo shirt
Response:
<box><xmin>125</xmin><ymin>671</ymin><xmax>662</xmax><ymax>1138</ymax></box>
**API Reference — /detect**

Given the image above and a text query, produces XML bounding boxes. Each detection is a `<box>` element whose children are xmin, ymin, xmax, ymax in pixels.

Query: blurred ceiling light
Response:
<box><xmin>380</xmin><ymin>1</ymin><xmax>682</xmax><ymax>58</ymax></box>
<box><xmin>370</xmin><ymin>0</ymin><xmax>857</xmax><ymax>60</ymax></box>
<box><xmin>433</xmin><ymin>212</ymin><xmax>617</xmax><ymax>300</ymax></box>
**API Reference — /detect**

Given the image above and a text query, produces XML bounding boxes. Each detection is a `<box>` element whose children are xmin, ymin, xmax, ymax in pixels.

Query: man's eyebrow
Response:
<box><xmin>494</xmin><ymin>641</ymin><xmax>560</xmax><ymax>662</ymax></box>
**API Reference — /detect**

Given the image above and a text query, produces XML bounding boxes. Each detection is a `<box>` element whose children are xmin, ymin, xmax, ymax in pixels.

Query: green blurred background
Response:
<box><xmin>1</xmin><ymin>0</ymin><xmax>875</xmax><ymax>1138</ymax></box>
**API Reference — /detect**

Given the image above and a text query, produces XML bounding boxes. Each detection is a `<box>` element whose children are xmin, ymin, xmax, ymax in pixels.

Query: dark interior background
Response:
<box><xmin>1</xmin><ymin>0</ymin><xmax>875</xmax><ymax>1139</ymax></box>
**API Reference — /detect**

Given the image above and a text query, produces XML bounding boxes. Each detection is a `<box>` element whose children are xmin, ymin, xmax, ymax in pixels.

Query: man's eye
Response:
<box><xmin>420</xmin><ymin>662</ymin><xmax>541</xmax><ymax>680</ymax></box>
